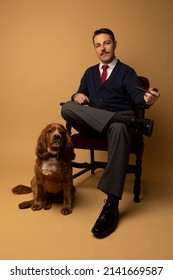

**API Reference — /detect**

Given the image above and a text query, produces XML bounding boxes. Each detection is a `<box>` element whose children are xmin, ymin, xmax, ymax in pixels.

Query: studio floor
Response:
<box><xmin>0</xmin><ymin>161</ymin><xmax>173</xmax><ymax>260</ymax></box>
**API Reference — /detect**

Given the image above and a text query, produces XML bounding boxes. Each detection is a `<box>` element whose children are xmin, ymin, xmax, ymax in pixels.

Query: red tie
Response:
<box><xmin>100</xmin><ymin>65</ymin><xmax>109</xmax><ymax>84</ymax></box>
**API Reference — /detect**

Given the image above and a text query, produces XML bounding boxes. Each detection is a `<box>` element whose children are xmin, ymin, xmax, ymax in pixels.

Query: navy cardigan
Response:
<box><xmin>72</xmin><ymin>60</ymin><xmax>148</xmax><ymax>112</ymax></box>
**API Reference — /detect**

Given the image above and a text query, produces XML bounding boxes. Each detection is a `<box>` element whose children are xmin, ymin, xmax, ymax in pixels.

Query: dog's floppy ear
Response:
<box><xmin>58</xmin><ymin>124</ymin><xmax>75</xmax><ymax>161</ymax></box>
<box><xmin>35</xmin><ymin>126</ymin><xmax>49</xmax><ymax>159</ymax></box>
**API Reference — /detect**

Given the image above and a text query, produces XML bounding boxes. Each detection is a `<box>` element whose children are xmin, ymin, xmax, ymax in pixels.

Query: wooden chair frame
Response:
<box><xmin>61</xmin><ymin>76</ymin><xmax>150</xmax><ymax>203</ymax></box>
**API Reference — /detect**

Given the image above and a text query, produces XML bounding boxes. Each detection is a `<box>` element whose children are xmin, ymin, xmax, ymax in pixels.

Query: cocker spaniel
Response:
<box><xmin>12</xmin><ymin>123</ymin><xmax>75</xmax><ymax>215</ymax></box>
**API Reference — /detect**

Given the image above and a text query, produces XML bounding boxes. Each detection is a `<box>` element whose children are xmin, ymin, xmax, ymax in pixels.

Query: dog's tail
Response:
<box><xmin>12</xmin><ymin>185</ymin><xmax>32</xmax><ymax>194</ymax></box>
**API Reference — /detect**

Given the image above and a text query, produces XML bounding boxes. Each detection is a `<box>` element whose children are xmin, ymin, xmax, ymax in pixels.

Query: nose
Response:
<box><xmin>53</xmin><ymin>134</ymin><xmax>60</xmax><ymax>140</ymax></box>
<box><xmin>101</xmin><ymin>44</ymin><xmax>106</xmax><ymax>51</ymax></box>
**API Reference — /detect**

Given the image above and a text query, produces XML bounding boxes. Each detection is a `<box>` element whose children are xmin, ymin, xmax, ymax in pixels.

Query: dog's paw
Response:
<box><xmin>31</xmin><ymin>203</ymin><xmax>43</xmax><ymax>211</ymax></box>
<box><xmin>19</xmin><ymin>200</ymin><xmax>32</xmax><ymax>209</ymax></box>
<box><xmin>60</xmin><ymin>207</ymin><xmax>72</xmax><ymax>215</ymax></box>
<box><xmin>43</xmin><ymin>201</ymin><xmax>52</xmax><ymax>210</ymax></box>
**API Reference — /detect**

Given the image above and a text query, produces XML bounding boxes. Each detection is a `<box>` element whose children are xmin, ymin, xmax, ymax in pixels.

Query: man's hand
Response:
<box><xmin>74</xmin><ymin>93</ymin><xmax>89</xmax><ymax>105</ymax></box>
<box><xmin>144</xmin><ymin>88</ymin><xmax>160</xmax><ymax>105</ymax></box>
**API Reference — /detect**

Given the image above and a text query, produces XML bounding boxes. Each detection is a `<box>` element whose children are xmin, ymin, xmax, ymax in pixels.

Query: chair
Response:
<box><xmin>61</xmin><ymin>76</ymin><xmax>150</xmax><ymax>203</ymax></box>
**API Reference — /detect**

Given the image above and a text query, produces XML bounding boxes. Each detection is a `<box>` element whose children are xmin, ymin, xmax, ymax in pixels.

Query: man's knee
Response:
<box><xmin>61</xmin><ymin>101</ymin><xmax>75</xmax><ymax>120</ymax></box>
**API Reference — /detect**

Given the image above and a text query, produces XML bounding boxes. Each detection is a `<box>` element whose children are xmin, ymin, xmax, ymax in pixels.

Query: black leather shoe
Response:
<box><xmin>91</xmin><ymin>201</ymin><xmax>119</xmax><ymax>238</ymax></box>
<box><xmin>133</xmin><ymin>117</ymin><xmax>154</xmax><ymax>137</ymax></box>
<box><xmin>142</xmin><ymin>119</ymin><xmax>154</xmax><ymax>137</ymax></box>
<box><xmin>109</xmin><ymin>114</ymin><xmax>154</xmax><ymax>137</ymax></box>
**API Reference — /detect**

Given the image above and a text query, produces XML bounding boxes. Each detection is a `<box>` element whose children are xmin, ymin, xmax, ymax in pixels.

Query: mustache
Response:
<box><xmin>101</xmin><ymin>51</ymin><xmax>109</xmax><ymax>56</ymax></box>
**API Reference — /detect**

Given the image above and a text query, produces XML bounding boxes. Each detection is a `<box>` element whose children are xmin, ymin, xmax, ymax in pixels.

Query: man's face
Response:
<box><xmin>93</xmin><ymin>33</ymin><xmax>117</xmax><ymax>64</ymax></box>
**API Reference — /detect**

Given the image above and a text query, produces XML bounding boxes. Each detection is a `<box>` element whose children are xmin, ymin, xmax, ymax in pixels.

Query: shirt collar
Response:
<box><xmin>99</xmin><ymin>57</ymin><xmax>118</xmax><ymax>70</ymax></box>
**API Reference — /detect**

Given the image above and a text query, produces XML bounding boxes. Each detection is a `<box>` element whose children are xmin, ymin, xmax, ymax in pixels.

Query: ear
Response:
<box><xmin>35</xmin><ymin>127</ymin><xmax>49</xmax><ymax>159</ymax></box>
<box><xmin>113</xmin><ymin>40</ymin><xmax>117</xmax><ymax>51</ymax></box>
<box><xmin>63</xmin><ymin>129</ymin><xmax>75</xmax><ymax>161</ymax></box>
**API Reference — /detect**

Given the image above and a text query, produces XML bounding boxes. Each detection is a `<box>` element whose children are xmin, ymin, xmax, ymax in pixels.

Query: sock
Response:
<box><xmin>107</xmin><ymin>194</ymin><xmax>119</xmax><ymax>207</ymax></box>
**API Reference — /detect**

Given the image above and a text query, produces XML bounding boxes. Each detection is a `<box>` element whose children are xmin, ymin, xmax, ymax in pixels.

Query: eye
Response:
<box><xmin>48</xmin><ymin>128</ymin><xmax>52</xmax><ymax>133</ymax></box>
<box><xmin>95</xmin><ymin>43</ymin><xmax>100</xmax><ymax>48</ymax></box>
<box><xmin>104</xmin><ymin>40</ymin><xmax>111</xmax><ymax>46</ymax></box>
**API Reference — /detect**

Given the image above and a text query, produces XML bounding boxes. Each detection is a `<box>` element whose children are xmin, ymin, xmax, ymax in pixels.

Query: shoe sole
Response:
<box><xmin>91</xmin><ymin>219</ymin><xmax>119</xmax><ymax>238</ymax></box>
<box><xmin>92</xmin><ymin>225</ymin><xmax>117</xmax><ymax>238</ymax></box>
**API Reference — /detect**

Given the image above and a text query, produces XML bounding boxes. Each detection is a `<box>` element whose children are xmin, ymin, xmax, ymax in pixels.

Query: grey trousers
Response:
<box><xmin>61</xmin><ymin>101</ymin><xmax>133</xmax><ymax>199</ymax></box>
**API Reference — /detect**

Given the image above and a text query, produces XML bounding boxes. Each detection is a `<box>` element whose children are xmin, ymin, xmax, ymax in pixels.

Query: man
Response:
<box><xmin>61</xmin><ymin>28</ymin><xmax>160</xmax><ymax>238</ymax></box>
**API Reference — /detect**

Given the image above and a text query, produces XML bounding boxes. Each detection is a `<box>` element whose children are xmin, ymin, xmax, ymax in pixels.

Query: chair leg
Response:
<box><xmin>133</xmin><ymin>131</ymin><xmax>144</xmax><ymax>203</ymax></box>
<box><xmin>90</xmin><ymin>149</ymin><xmax>95</xmax><ymax>175</ymax></box>
<box><xmin>133</xmin><ymin>155</ymin><xmax>142</xmax><ymax>203</ymax></box>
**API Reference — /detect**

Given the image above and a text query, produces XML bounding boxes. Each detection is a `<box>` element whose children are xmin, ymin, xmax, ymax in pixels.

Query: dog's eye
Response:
<box><xmin>48</xmin><ymin>129</ymin><xmax>52</xmax><ymax>133</ymax></box>
<box><xmin>59</xmin><ymin>129</ymin><xmax>65</xmax><ymax>135</ymax></box>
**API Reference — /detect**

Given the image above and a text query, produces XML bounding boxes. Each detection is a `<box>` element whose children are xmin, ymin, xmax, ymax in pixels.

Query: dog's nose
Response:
<box><xmin>53</xmin><ymin>134</ymin><xmax>60</xmax><ymax>140</ymax></box>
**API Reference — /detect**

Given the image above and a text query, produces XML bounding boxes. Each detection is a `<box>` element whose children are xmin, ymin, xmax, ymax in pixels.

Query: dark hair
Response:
<box><xmin>92</xmin><ymin>28</ymin><xmax>116</xmax><ymax>43</ymax></box>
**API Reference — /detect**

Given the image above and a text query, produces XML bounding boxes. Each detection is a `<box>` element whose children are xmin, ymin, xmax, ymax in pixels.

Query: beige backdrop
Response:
<box><xmin>1</xmin><ymin>0</ymin><xmax>173</xmax><ymax>176</ymax></box>
<box><xmin>0</xmin><ymin>0</ymin><xmax>173</xmax><ymax>260</ymax></box>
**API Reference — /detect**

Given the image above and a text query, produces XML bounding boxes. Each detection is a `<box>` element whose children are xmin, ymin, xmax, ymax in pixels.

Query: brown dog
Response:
<box><xmin>12</xmin><ymin>123</ymin><xmax>75</xmax><ymax>215</ymax></box>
